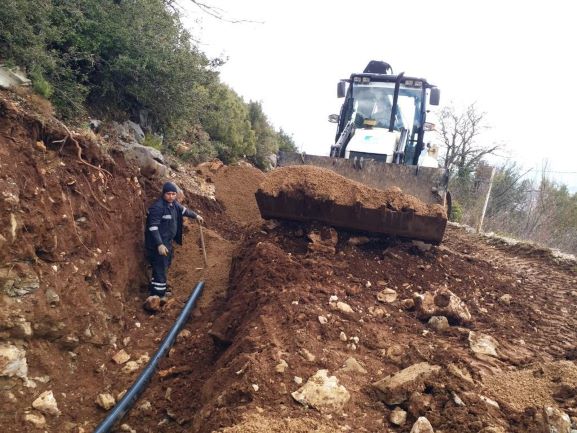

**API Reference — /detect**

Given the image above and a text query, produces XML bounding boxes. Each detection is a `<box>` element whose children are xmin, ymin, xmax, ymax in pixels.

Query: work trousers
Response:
<box><xmin>146</xmin><ymin>245</ymin><xmax>173</xmax><ymax>296</ymax></box>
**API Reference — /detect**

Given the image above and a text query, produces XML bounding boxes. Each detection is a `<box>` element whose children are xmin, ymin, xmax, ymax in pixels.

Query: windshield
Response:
<box><xmin>351</xmin><ymin>81</ymin><xmax>423</xmax><ymax>131</ymax></box>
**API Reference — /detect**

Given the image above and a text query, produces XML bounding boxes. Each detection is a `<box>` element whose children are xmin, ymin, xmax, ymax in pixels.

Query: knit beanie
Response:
<box><xmin>162</xmin><ymin>182</ymin><xmax>178</xmax><ymax>194</ymax></box>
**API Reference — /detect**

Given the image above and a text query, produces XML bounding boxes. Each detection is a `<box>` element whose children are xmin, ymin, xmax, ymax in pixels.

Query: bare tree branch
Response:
<box><xmin>436</xmin><ymin>102</ymin><xmax>499</xmax><ymax>177</ymax></box>
<box><xmin>177</xmin><ymin>0</ymin><xmax>264</xmax><ymax>24</ymax></box>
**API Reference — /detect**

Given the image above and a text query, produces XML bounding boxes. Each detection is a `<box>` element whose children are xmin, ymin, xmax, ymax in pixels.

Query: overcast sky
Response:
<box><xmin>181</xmin><ymin>0</ymin><xmax>577</xmax><ymax>190</ymax></box>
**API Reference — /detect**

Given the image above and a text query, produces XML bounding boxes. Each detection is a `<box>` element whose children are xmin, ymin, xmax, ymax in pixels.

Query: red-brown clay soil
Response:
<box><xmin>2</xmin><ymin>89</ymin><xmax>577</xmax><ymax>433</ymax></box>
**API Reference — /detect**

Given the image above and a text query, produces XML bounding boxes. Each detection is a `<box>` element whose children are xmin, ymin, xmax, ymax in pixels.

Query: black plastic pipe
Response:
<box><xmin>93</xmin><ymin>281</ymin><xmax>205</xmax><ymax>433</ymax></box>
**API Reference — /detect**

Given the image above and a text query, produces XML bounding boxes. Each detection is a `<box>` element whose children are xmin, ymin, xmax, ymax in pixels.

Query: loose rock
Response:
<box><xmin>45</xmin><ymin>289</ymin><xmax>60</xmax><ymax>305</ymax></box>
<box><xmin>0</xmin><ymin>344</ymin><xmax>28</xmax><ymax>379</ymax></box>
<box><xmin>138</xmin><ymin>400</ymin><xmax>152</xmax><ymax>412</ymax></box>
<box><xmin>428</xmin><ymin>315</ymin><xmax>449</xmax><ymax>332</ymax></box>
<box><xmin>341</xmin><ymin>357</ymin><xmax>367</xmax><ymax>374</ymax></box>
<box><xmin>410</xmin><ymin>416</ymin><xmax>434</xmax><ymax>433</ymax></box>
<box><xmin>498</xmin><ymin>294</ymin><xmax>512</xmax><ymax>305</ymax></box>
<box><xmin>373</xmin><ymin>362</ymin><xmax>441</xmax><ymax>404</ymax></box>
<box><xmin>542</xmin><ymin>406</ymin><xmax>571</xmax><ymax>433</ymax></box>
<box><xmin>177</xmin><ymin>329</ymin><xmax>192</xmax><ymax>342</ymax></box>
<box><xmin>414</xmin><ymin>288</ymin><xmax>471</xmax><ymax>324</ymax></box>
<box><xmin>335</xmin><ymin>301</ymin><xmax>354</xmax><ymax>314</ymax></box>
<box><xmin>390</xmin><ymin>407</ymin><xmax>407</xmax><ymax>426</ymax></box>
<box><xmin>291</xmin><ymin>369</ymin><xmax>350</xmax><ymax>412</ymax></box>
<box><xmin>24</xmin><ymin>412</ymin><xmax>46</xmax><ymax>428</ymax></box>
<box><xmin>299</xmin><ymin>348</ymin><xmax>316</xmax><ymax>362</ymax></box>
<box><xmin>122</xmin><ymin>361</ymin><xmax>140</xmax><ymax>374</ymax></box>
<box><xmin>95</xmin><ymin>393</ymin><xmax>116</xmax><ymax>411</ymax></box>
<box><xmin>32</xmin><ymin>390</ymin><xmax>60</xmax><ymax>416</ymax></box>
<box><xmin>468</xmin><ymin>331</ymin><xmax>500</xmax><ymax>358</ymax></box>
<box><xmin>112</xmin><ymin>349</ymin><xmax>131</xmax><ymax>365</ymax></box>
<box><xmin>377</xmin><ymin>288</ymin><xmax>398</xmax><ymax>303</ymax></box>
<box><xmin>275</xmin><ymin>359</ymin><xmax>288</xmax><ymax>373</ymax></box>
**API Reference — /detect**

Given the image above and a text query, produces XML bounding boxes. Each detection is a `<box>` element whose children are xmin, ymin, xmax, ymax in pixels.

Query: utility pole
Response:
<box><xmin>477</xmin><ymin>166</ymin><xmax>496</xmax><ymax>233</ymax></box>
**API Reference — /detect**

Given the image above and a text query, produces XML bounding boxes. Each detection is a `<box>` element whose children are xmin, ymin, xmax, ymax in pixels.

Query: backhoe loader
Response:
<box><xmin>256</xmin><ymin>61</ymin><xmax>449</xmax><ymax>244</ymax></box>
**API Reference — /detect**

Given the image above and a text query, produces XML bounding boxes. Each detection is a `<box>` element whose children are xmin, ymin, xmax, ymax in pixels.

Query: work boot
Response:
<box><xmin>143</xmin><ymin>295</ymin><xmax>162</xmax><ymax>313</ymax></box>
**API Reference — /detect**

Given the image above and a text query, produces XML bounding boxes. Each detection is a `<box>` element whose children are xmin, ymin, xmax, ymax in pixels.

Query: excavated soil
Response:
<box><xmin>2</xmin><ymin>89</ymin><xmax>577</xmax><ymax>433</ymax></box>
<box><xmin>258</xmin><ymin>165</ymin><xmax>446</xmax><ymax>218</ymax></box>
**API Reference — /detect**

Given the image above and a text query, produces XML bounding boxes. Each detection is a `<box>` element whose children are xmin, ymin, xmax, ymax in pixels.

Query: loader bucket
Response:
<box><xmin>255</xmin><ymin>164</ymin><xmax>448</xmax><ymax>244</ymax></box>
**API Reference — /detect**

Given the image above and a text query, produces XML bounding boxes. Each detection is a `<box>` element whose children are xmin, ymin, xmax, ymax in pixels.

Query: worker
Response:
<box><xmin>145</xmin><ymin>182</ymin><xmax>204</xmax><ymax>298</ymax></box>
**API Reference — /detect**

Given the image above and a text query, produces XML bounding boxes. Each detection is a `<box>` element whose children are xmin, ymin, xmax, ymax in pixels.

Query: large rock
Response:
<box><xmin>414</xmin><ymin>288</ymin><xmax>471</xmax><ymax>324</ymax></box>
<box><xmin>291</xmin><ymin>369</ymin><xmax>350</xmax><ymax>412</ymax></box>
<box><xmin>341</xmin><ymin>357</ymin><xmax>367</xmax><ymax>374</ymax></box>
<box><xmin>541</xmin><ymin>407</ymin><xmax>571</xmax><ymax>433</ymax></box>
<box><xmin>0</xmin><ymin>344</ymin><xmax>28</xmax><ymax>378</ymax></box>
<box><xmin>0</xmin><ymin>264</ymin><xmax>40</xmax><ymax>297</ymax></box>
<box><xmin>373</xmin><ymin>362</ymin><xmax>441</xmax><ymax>405</ymax></box>
<box><xmin>410</xmin><ymin>417</ymin><xmax>434</xmax><ymax>433</ymax></box>
<box><xmin>122</xmin><ymin>144</ymin><xmax>168</xmax><ymax>178</ymax></box>
<box><xmin>32</xmin><ymin>390</ymin><xmax>61</xmax><ymax>416</ymax></box>
<box><xmin>24</xmin><ymin>412</ymin><xmax>46</xmax><ymax>428</ymax></box>
<box><xmin>468</xmin><ymin>331</ymin><xmax>500</xmax><ymax>358</ymax></box>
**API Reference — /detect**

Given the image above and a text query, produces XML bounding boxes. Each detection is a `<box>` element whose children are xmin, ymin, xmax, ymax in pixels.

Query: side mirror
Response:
<box><xmin>328</xmin><ymin>114</ymin><xmax>339</xmax><ymax>123</ymax></box>
<box><xmin>337</xmin><ymin>81</ymin><xmax>346</xmax><ymax>98</ymax></box>
<box><xmin>429</xmin><ymin>87</ymin><xmax>440</xmax><ymax>106</ymax></box>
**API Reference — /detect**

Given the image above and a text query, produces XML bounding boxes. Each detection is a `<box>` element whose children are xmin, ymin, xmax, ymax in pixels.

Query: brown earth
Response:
<box><xmin>258</xmin><ymin>165</ymin><xmax>446</xmax><ymax>218</ymax></box>
<box><xmin>2</xmin><ymin>89</ymin><xmax>577</xmax><ymax>433</ymax></box>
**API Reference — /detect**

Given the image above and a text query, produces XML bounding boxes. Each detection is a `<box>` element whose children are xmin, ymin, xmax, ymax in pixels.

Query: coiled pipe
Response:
<box><xmin>93</xmin><ymin>281</ymin><xmax>205</xmax><ymax>433</ymax></box>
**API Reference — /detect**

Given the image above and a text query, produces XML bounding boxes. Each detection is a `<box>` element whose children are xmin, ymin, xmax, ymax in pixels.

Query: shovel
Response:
<box><xmin>198</xmin><ymin>219</ymin><xmax>208</xmax><ymax>268</ymax></box>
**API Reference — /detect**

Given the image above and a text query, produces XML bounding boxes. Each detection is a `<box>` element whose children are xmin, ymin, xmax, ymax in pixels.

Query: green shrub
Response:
<box><xmin>143</xmin><ymin>133</ymin><xmax>163</xmax><ymax>150</ymax></box>
<box><xmin>449</xmin><ymin>199</ymin><xmax>463</xmax><ymax>223</ymax></box>
<box><xmin>30</xmin><ymin>71</ymin><xmax>53</xmax><ymax>99</ymax></box>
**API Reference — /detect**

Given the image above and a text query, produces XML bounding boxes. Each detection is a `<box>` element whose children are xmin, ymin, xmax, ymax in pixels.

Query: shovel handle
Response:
<box><xmin>198</xmin><ymin>219</ymin><xmax>208</xmax><ymax>267</ymax></box>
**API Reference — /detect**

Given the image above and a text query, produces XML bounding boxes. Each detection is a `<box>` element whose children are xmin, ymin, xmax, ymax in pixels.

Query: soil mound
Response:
<box><xmin>213</xmin><ymin>164</ymin><xmax>265</xmax><ymax>225</ymax></box>
<box><xmin>195</xmin><ymin>161</ymin><xmax>265</xmax><ymax>226</ymax></box>
<box><xmin>258</xmin><ymin>165</ymin><xmax>446</xmax><ymax>218</ymax></box>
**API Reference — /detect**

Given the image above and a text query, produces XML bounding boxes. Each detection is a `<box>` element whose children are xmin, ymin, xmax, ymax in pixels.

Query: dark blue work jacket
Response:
<box><xmin>145</xmin><ymin>198</ymin><xmax>197</xmax><ymax>250</ymax></box>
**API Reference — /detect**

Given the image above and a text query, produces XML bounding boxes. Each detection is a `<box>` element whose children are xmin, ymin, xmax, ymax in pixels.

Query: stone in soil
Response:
<box><xmin>24</xmin><ymin>412</ymin><xmax>46</xmax><ymax>428</ymax></box>
<box><xmin>112</xmin><ymin>349</ymin><xmax>131</xmax><ymax>365</ymax></box>
<box><xmin>0</xmin><ymin>344</ymin><xmax>28</xmax><ymax>378</ymax></box>
<box><xmin>377</xmin><ymin>288</ymin><xmax>398</xmax><ymax>303</ymax></box>
<box><xmin>414</xmin><ymin>288</ymin><xmax>471</xmax><ymax>324</ymax></box>
<box><xmin>32</xmin><ymin>390</ymin><xmax>60</xmax><ymax>416</ymax></box>
<box><xmin>410</xmin><ymin>417</ymin><xmax>434</xmax><ymax>433</ymax></box>
<box><xmin>340</xmin><ymin>357</ymin><xmax>367</xmax><ymax>374</ymax></box>
<box><xmin>373</xmin><ymin>362</ymin><xmax>441</xmax><ymax>405</ymax></box>
<box><xmin>291</xmin><ymin>369</ymin><xmax>351</xmax><ymax>412</ymax></box>
<box><xmin>468</xmin><ymin>331</ymin><xmax>500</xmax><ymax>358</ymax></box>
<box><xmin>95</xmin><ymin>393</ymin><xmax>116</xmax><ymax>410</ymax></box>
<box><xmin>390</xmin><ymin>407</ymin><xmax>407</xmax><ymax>426</ymax></box>
<box><xmin>428</xmin><ymin>315</ymin><xmax>449</xmax><ymax>331</ymax></box>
